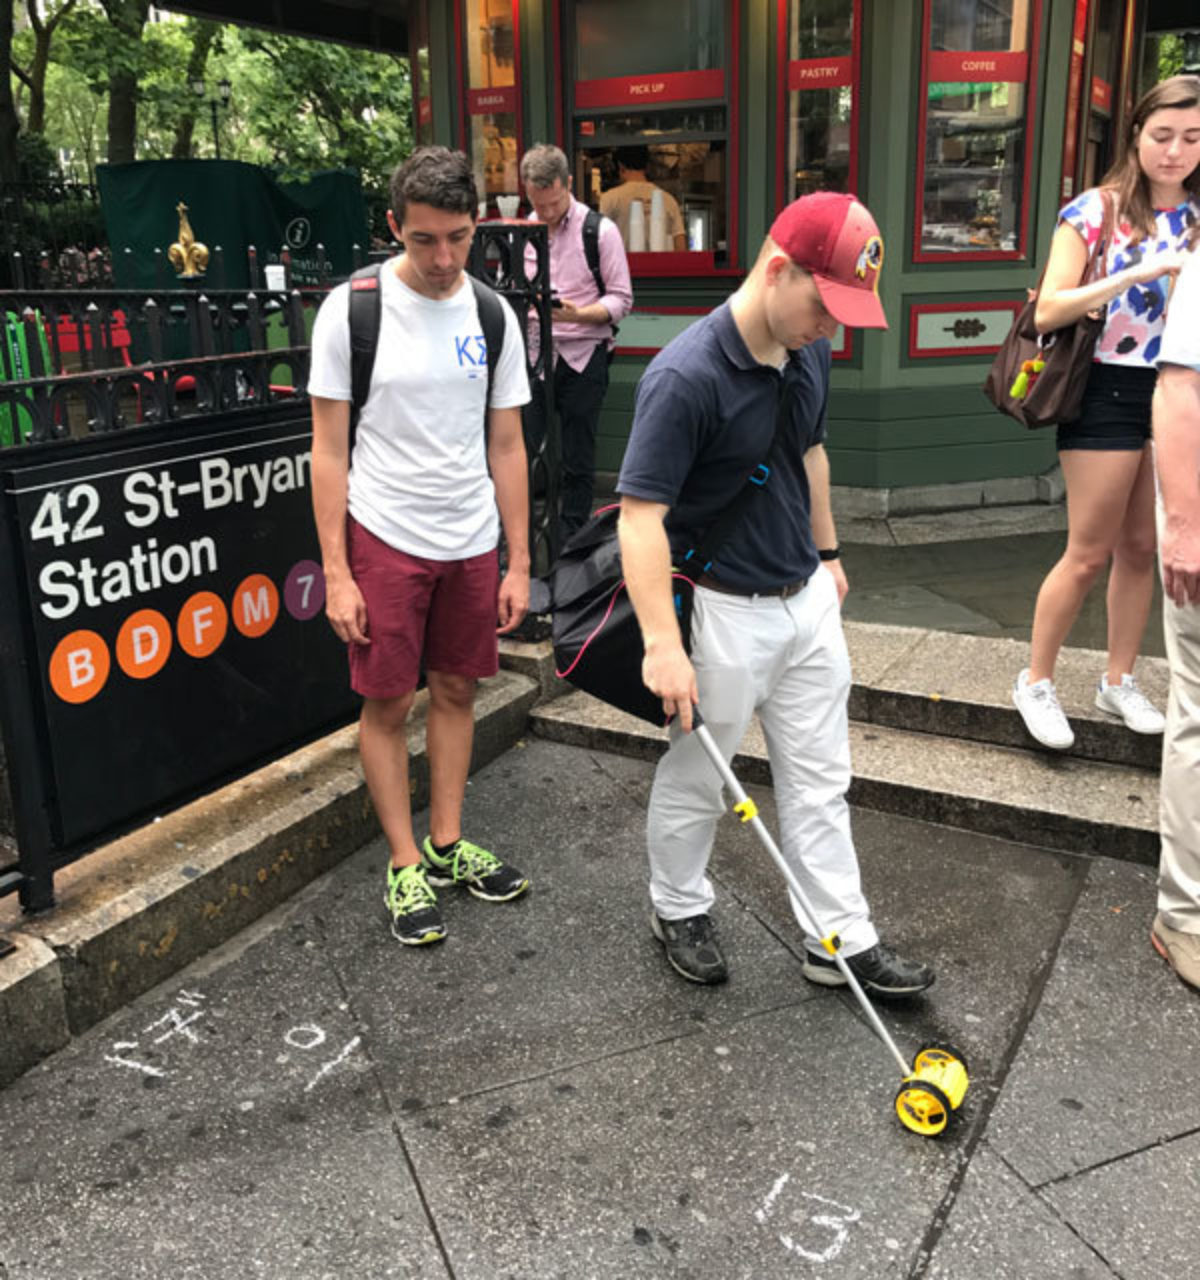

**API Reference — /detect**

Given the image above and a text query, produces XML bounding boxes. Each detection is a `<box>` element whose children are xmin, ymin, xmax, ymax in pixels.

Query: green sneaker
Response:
<box><xmin>383</xmin><ymin>863</ymin><xmax>446</xmax><ymax>946</ymax></box>
<box><xmin>420</xmin><ymin>837</ymin><xmax>530</xmax><ymax>902</ymax></box>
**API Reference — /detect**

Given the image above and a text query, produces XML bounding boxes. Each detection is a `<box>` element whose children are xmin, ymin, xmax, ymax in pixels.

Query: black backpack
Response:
<box><xmin>581</xmin><ymin>207</ymin><xmax>618</xmax><ymax>357</ymax></box>
<box><xmin>581</xmin><ymin>207</ymin><xmax>606</xmax><ymax>297</ymax></box>
<box><xmin>346</xmin><ymin>262</ymin><xmax>508</xmax><ymax>450</ymax></box>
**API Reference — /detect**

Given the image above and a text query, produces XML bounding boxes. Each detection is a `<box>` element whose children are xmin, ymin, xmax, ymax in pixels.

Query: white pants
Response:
<box><xmin>1159</xmin><ymin>530</ymin><xmax>1200</xmax><ymax>934</ymax></box>
<box><xmin>647</xmin><ymin>570</ymin><xmax>878</xmax><ymax>956</ymax></box>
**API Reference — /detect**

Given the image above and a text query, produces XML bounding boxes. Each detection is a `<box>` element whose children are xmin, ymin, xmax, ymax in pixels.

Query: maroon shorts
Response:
<box><xmin>346</xmin><ymin>518</ymin><xmax>500</xmax><ymax>699</ymax></box>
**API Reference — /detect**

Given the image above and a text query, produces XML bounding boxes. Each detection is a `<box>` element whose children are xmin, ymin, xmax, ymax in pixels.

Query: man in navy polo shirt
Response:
<box><xmin>617</xmin><ymin>192</ymin><xmax>935</xmax><ymax>997</ymax></box>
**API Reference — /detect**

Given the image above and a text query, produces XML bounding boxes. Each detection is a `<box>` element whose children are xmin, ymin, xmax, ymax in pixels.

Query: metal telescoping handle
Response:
<box><xmin>692</xmin><ymin>718</ymin><xmax>911</xmax><ymax>1078</ymax></box>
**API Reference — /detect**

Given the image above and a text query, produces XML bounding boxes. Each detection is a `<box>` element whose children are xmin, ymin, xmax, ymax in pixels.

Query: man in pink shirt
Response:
<box><xmin>520</xmin><ymin>144</ymin><xmax>633</xmax><ymax>543</ymax></box>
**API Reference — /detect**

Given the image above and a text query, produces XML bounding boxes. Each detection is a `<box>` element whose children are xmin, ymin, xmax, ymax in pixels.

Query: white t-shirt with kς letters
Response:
<box><xmin>308</xmin><ymin>259</ymin><xmax>530</xmax><ymax>560</ymax></box>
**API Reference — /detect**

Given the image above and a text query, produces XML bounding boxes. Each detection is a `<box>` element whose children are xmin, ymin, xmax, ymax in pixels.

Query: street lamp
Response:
<box><xmin>190</xmin><ymin>77</ymin><xmax>232</xmax><ymax>160</ymax></box>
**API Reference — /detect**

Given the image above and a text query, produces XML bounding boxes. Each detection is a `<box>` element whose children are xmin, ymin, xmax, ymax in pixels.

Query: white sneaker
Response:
<box><xmin>1095</xmin><ymin>673</ymin><xmax>1165</xmax><ymax>734</ymax></box>
<box><xmin>1013</xmin><ymin>668</ymin><xmax>1075</xmax><ymax>749</ymax></box>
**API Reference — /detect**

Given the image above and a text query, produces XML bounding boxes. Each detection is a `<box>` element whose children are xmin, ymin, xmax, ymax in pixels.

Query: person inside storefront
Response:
<box><xmin>520</xmin><ymin>143</ymin><xmax>634</xmax><ymax>543</ymax></box>
<box><xmin>1011</xmin><ymin>75</ymin><xmax>1200</xmax><ymax>751</ymax></box>
<box><xmin>600</xmin><ymin>146</ymin><xmax>688</xmax><ymax>252</ymax></box>
<box><xmin>615</xmin><ymin>191</ymin><xmax>934</xmax><ymax>999</ymax></box>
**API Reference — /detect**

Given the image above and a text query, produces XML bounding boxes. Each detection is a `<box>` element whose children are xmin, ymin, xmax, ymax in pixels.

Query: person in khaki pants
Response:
<box><xmin>1151</xmin><ymin>243</ymin><xmax>1200</xmax><ymax>990</ymax></box>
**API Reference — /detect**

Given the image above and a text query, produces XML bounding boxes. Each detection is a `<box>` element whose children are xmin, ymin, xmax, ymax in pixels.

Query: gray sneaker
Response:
<box><xmin>650</xmin><ymin>912</ymin><xmax>728</xmax><ymax>985</ymax></box>
<box><xmin>802</xmin><ymin>942</ymin><xmax>935</xmax><ymax>998</ymax></box>
<box><xmin>1013</xmin><ymin>668</ymin><xmax>1074</xmax><ymax>749</ymax></box>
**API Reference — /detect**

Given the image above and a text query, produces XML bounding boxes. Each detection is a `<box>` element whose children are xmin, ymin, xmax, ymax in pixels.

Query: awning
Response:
<box><xmin>167</xmin><ymin>0</ymin><xmax>410</xmax><ymax>53</ymax></box>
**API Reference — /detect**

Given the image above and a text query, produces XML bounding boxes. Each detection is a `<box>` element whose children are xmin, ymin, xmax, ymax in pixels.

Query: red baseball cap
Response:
<box><xmin>768</xmin><ymin>192</ymin><xmax>887</xmax><ymax>329</ymax></box>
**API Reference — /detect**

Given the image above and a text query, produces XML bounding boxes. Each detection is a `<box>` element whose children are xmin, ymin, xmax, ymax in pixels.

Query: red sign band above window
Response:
<box><xmin>788</xmin><ymin>57</ymin><xmax>853</xmax><ymax>91</ymax></box>
<box><xmin>468</xmin><ymin>86</ymin><xmax>518</xmax><ymax>116</ymax></box>
<box><xmin>574</xmin><ymin>69</ymin><xmax>725</xmax><ymax>110</ymax></box>
<box><xmin>927</xmin><ymin>50</ymin><xmax>1028</xmax><ymax>83</ymax></box>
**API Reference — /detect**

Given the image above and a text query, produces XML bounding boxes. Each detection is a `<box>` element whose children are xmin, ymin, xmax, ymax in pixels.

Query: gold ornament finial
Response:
<box><xmin>168</xmin><ymin>201</ymin><xmax>210</xmax><ymax>278</ymax></box>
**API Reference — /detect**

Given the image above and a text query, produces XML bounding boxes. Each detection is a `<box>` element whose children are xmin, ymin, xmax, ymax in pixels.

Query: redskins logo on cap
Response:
<box><xmin>855</xmin><ymin>235</ymin><xmax>884</xmax><ymax>288</ymax></box>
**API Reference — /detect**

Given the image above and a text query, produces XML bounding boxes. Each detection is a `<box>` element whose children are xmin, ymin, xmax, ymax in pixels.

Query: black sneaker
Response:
<box><xmin>420</xmin><ymin>837</ymin><xmax>530</xmax><ymax>902</ymax></box>
<box><xmin>802</xmin><ymin>942</ymin><xmax>934</xmax><ymax>998</ymax></box>
<box><xmin>384</xmin><ymin>863</ymin><xmax>446</xmax><ymax>946</ymax></box>
<box><xmin>651</xmin><ymin>912</ymin><xmax>728</xmax><ymax>985</ymax></box>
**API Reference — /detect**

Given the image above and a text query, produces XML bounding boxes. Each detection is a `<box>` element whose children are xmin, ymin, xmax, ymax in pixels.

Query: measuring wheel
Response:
<box><xmin>895</xmin><ymin>1078</ymin><xmax>953</xmax><ymax>1137</ymax></box>
<box><xmin>895</xmin><ymin>1043</ymin><xmax>970</xmax><ymax>1137</ymax></box>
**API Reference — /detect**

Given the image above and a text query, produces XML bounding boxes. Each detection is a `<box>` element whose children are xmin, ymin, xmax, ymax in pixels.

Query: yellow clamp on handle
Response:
<box><xmin>820</xmin><ymin>933</ymin><xmax>841</xmax><ymax>957</ymax></box>
<box><xmin>733</xmin><ymin>799</ymin><xmax>758</xmax><ymax>823</ymax></box>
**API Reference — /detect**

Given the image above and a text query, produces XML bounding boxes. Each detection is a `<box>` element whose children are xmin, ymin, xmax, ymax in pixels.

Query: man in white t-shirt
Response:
<box><xmin>1151</xmin><ymin>245</ymin><xmax>1200</xmax><ymax>990</ymax></box>
<box><xmin>309</xmin><ymin>147</ymin><xmax>533</xmax><ymax>946</ymax></box>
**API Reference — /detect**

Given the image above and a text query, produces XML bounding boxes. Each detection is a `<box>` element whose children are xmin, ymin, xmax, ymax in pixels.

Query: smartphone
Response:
<box><xmin>551</xmin><ymin>296</ymin><xmax>564</xmax><ymax>309</ymax></box>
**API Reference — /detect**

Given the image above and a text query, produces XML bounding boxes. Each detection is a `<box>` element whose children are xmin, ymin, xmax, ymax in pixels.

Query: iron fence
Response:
<box><xmin>0</xmin><ymin>180</ymin><xmax>110</xmax><ymax>289</ymax></box>
<box><xmin>0</xmin><ymin>222</ymin><xmax>558</xmax><ymax>912</ymax></box>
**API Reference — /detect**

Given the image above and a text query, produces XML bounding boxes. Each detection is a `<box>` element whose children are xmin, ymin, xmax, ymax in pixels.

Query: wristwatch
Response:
<box><xmin>818</xmin><ymin>547</ymin><xmax>840</xmax><ymax>562</ymax></box>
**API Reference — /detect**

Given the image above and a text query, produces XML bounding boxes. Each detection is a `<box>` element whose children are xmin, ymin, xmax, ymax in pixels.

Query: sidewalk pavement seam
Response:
<box><xmin>1024</xmin><ymin>1120</ymin><xmax>1200</xmax><ymax>1194</ymax></box>
<box><xmin>906</xmin><ymin>855</ymin><xmax>1092</xmax><ymax>1280</ymax></box>
<box><xmin>366</xmin><ymin>998</ymin><xmax>816</xmax><ymax>1119</ymax></box>
<box><xmin>309</xmin><ymin>907</ymin><xmax>458</xmax><ymax>1279</ymax></box>
<box><xmin>988</xmin><ymin>1144</ymin><xmax>1124</xmax><ymax>1278</ymax></box>
<box><xmin>861</xmin><ymin>627</ymin><xmax>929</xmax><ymax>689</ymax></box>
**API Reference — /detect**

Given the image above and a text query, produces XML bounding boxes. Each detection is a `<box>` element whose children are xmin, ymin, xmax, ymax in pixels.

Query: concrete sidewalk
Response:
<box><xmin>1</xmin><ymin>735</ymin><xmax>1196</xmax><ymax>1279</ymax></box>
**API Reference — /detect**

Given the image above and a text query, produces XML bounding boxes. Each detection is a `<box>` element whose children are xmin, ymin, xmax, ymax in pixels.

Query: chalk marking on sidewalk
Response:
<box><xmin>755</xmin><ymin>1174</ymin><xmax>861</xmax><ymax>1264</ymax></box>
<box><xmin>304</xmin><ymin>1035</ymin><xmax>362</xmax><ymax>1093</ymax></box>
<box><xmin>103</xmin><ymin>1042</ymin><xmax>166</xmax><ymax>1078</ymax></box>
<box><xmin>754</xmin><ymin>1170</ymin><xmax>791</xmax><ymax>1223</ymax></box>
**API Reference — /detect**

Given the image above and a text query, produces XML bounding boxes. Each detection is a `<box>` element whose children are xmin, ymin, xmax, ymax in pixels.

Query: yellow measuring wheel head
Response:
<box><xmin>895</xmin><ymin>1044</ymin><xmax>970</xmax><ymax>1137</ymax></box>
<box><xmin>895</xmin><ymin>1079</ymin><xmax>952</xmax><ymax>1137</ymax></box>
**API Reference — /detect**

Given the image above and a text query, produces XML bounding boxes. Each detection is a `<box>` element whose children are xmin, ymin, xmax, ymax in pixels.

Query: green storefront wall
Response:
<box><xmin>431</xmin><ymin>0</ymin><xmax>1079</xmax><ymax>490</ymax></box>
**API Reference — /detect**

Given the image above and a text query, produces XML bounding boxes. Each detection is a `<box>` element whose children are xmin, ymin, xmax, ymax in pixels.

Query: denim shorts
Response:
<box><xmin>1056</xmin><ymin>363</ymin><xmax>1156</xmax><ymax>452</ymax></box>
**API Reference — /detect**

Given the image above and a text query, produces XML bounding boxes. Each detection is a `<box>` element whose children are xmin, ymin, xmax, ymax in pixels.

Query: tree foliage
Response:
<box><xmin>1</xmin><ymin>0</ymin><xmax>19</xmax><ymax>182</ymax></box>
<box><xmin>11</xmin><ymin>0</ymin><xmax>78</xmax><ymax>135</ymax></box>
<box><xmin>7</xmin><ymin>3</ymin><xmax>412</xmax><ymax>188</ymax></box>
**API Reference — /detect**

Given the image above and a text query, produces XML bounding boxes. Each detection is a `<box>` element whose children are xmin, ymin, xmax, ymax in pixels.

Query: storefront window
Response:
<box><xmin>575</xmin><ymin>0</ymin><xmax>725</xmax><ymax>80</ymax></box>
<box><xmin>567</xmin><ymin>0</ymin><xmax>734</xmax><ymax>268</ymax></box>
<box><xmin>916</xmin><ymin>0</ymin><xmax>1041</xmax><ymax>260</ymax></box>
<box><xmin>463</xmin><ymin>0</ymin><xmax>521</xmax><ymax>213</ymax></box>
<box><xmin>781</xmin><ymin>0</ymin><xmax>860</xmax><ymax>201</ymax></box>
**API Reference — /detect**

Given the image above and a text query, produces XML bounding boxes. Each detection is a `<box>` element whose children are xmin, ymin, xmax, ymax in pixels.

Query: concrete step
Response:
<box><xmin>505</xmin><ymin>625</ymin><xmax>1169</xmax><ymax>771</ymax></box>
<box><xmin>844</xmin><ymin>622</ymin><xmax>1168</xmax><ymax>771</ymax></box>
<box><xmin>529</xmin><ymin>690</ymin><xmax>1159</xmax><ymax>865</ymax></box>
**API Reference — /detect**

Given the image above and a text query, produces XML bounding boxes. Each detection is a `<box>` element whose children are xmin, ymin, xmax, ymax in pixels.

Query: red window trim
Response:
<box><xmin>575</xmin><ymin>70</ymin><xmax>726</xmax><ymax>110</ymax></box>
<box><xmin>912</xmin><ymin>0</ymin><xmax>1043</xmax><ymax>265</ymax></box>
<box><xmin>554</xmin><ymin>0</ymin><xmax>741</xmax><ymax>277</ymax></box>
<box><xmin>907</xmin><ymin>300</ymin><xmax>1022</xmax><ymax>359</ymax></box>
<box><xmin>1060</xmin><ymin>0</ymin><xmax>1090</xmax><ymax>201</ymax></box>
<box><xmin>774</xmin><ymin>0</ymin><xmax>863</xmax><ymax>213</ymax></box>
<box><xmin>454</xmin><ymin>0</ymin><xmax>525</xmax><ymax>179</ymax></box>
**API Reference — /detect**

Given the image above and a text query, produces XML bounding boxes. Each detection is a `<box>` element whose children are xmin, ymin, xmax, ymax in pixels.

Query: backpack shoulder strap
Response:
<box><xmin>347</xmin><ymin>262</ymin><xmax>383</xmax><ymax>452</ymax></box>
<box><xmin>582</xmin><ymin>208</ymin><xmax>606</xmax><ymax>298</ymax></box>
<box><xmin>469</xmin><ymin>274</ymin><xmax>507</xmax><ymax>436</ymax></box>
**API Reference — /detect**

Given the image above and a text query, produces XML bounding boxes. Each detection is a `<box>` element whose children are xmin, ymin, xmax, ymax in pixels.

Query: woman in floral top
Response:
<box><xmin>1013</xmin><ymin>75</ymin><xmax>1200</xmax><ymax>751</ymax></box>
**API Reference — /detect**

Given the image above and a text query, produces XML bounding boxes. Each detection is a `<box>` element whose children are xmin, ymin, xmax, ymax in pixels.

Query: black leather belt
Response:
<box><xmin>698</xmin><ymin>572</ymin><xmax>808</xmax><ymax>599</ymax></box>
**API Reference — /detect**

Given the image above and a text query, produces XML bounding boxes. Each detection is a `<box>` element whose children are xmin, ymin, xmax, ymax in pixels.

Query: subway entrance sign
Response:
<box><xmin>0</xmin><ymin>408</ymin><xmax>357</xmax><ymax>910</ymax></box>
